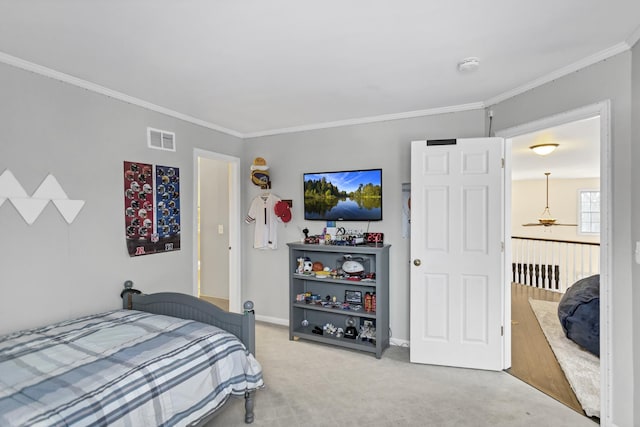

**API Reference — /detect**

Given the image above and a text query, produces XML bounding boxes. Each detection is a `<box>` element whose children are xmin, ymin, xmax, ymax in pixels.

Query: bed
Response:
<box><xmin>0</xmin><ymin>286</ymin><xmax>263</xmax><ymax>426</ymax></box>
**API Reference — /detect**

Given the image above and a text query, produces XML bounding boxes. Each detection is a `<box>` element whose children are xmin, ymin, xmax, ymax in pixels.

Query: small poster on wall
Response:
<box><xmin>124</xmin><ymin>161</ymin><xmax>181</xmax><ymax>257</ymax></box>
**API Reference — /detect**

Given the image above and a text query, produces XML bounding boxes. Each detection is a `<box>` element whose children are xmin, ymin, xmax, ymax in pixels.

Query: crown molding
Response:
<box><xmin>626</xmin><ymin>24</ymin><xmax>640</xmax><ymax>49</ymax></box>
<box><xmin>484</xmin><ymin>42</ymin><xmax>630</xmax><ymax>107</ymax></box>
<box><xmin>1</xmin><ymin>36</ymin><xmax>633</xmax><ymax>140</ymax></box>
<box><xmin>242</xmin><ymin>102</ymin><xmax>485</xmax><ymax>138</ymax></box>
<box><xmin>0</xmin><ymin>51</ymin><xmax>243</xmax><ymax>139</ymax></box>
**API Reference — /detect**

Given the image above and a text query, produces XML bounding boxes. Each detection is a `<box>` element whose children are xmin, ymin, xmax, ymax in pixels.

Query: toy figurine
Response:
<box><xmin>296</xmin><ymin>257</ymin><xmax>305</xmax><ymax>274</ymax></box>
<box><xmin>303</xmin><ymin>260</ymin><xmax>313</xmax><ymax>273</ymax></box>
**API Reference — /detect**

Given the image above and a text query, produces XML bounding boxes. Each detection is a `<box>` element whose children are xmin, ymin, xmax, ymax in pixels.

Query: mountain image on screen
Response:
<box><xmin>303</xmin><ymin>169</ymin><xmax>382</xmax><ymax>221</ymax></box>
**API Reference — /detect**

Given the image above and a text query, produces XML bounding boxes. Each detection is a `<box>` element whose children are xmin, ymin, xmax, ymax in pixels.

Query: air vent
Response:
<box><xmin>147</xmin><ymin>127</ymin><xmax>176</xmax><ymax>152</ymax></box>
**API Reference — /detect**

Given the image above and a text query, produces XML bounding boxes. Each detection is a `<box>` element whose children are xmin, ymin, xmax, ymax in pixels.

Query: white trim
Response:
<box><xmin>626</xmin><ymin>24</ymin><xmax>640</xmax><ymax>49</ymax></box>
<box><xmin>485</xmin><ymin>43</ymin><xmax>629</xmax><ymax>107</ymax></box>
<box><xmin>255</xmin><ymin>315</ymin><xmax>289</xmax><ymax>326</ymax></box>
<box><xmin>0</xmin><ymin>51</ymin><xmax>243</xmax><ymax>138</ymax></box>
<box><xmin>390</xmin><ymin>337</ymin><xmax>410</xmax><ymax>348</ymax></box>
<box><xmin>241</xmin><ymin>102</ymin><xmax>485</xmax><ymax>138</ymax></box>
<box><xmin>496</xmin><ymin>100</ymin><xmax>612</xmax><ymax>426</ymax></box>
<box><xmin>193</xmin><ymin>149</ymin><xmax>242</xmax><ymax>314</ymax></box>
<box><xmin>0</xmin><ymin>41</ymin><xmax>631</xmax><ymax>143</ymax></box>
<box><xmin>502</xmin><ymin>138</ymin><xmax>512</xmax><ymax>370</ymax></box>
<box><xmin>495</xmin><ymin>102</ymin><xmax>604</xmax><ymax>139</ymax></box>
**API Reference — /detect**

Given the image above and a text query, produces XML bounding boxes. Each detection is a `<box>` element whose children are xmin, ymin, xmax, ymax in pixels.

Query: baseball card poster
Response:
<box><xmin>124</xmin><ymin>161</ymin><xmax>181</xmax><ymax>257</ymax></box>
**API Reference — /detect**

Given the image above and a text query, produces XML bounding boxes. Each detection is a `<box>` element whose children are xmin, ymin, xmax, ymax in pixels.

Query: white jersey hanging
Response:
<box><xmin>245</xmin><ymin>193</ymin><xmax>281</xmax><ymax>249</ymax></box>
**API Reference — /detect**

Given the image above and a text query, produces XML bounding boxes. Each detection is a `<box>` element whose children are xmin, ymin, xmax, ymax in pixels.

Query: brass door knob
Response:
<box><xmin>413</xmin><ymin>259</ymin><xmax>421</xmax><ymax>266</ymax></box>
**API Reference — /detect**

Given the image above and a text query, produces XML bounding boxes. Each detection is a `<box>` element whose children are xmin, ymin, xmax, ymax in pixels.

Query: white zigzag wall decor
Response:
<box><xmin>0</xmin><ymin>170</ymin><xmax>85</xmax><ymax>225</ymax></box>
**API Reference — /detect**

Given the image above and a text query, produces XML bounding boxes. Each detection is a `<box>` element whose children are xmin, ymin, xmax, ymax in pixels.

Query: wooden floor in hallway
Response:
<box><xmin>508</xmin><ymin>283</ymin><xmax>585</xmax><ymax>415</ymax></box>
<box><xmin>200</xmin><ymin>295</ymin><xmax>229</xmax><ymax>312</ymax></box>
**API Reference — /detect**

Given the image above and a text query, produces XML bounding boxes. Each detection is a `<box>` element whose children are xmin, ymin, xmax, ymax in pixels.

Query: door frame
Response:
<box><xmin>495</xmin><ymin>100</ymin><xmax>611</xmax><ymax>422</ymax></box>
<box><xmin>192</xmin><ymin>148</ymin><xmax>242</xmax><ymax>313</ymax></box>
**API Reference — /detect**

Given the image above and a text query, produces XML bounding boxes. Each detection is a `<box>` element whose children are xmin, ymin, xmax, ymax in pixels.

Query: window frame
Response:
<box><xmin>577</xmin><ymin>188</ymin><xmax>600</xmax><ymax>235</ymax></box>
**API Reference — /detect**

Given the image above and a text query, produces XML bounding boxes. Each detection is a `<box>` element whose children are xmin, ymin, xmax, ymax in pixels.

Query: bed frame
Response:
<box><xmin>121</xmin><ymin>285</ymin><xmax>258</xmax><ymax>424</ymax></box>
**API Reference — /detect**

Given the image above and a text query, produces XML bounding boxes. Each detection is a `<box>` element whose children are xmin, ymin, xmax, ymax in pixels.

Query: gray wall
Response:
<box><xmin>0</xmin><ymin>62</ymin><xmax>242</xmax><ymax>335</ymax></box>
<box><xmin>489</xmin><ymin>51</ymin><xmax>634</xmax><ymax>427</ymax></box>
<box><xmin>242</xmin><ymin>111</ymin><xmax>486</xmax><ymax>338</ymax></box>
<box><xmin>632</xmin><ymin>39</ymin><xmax>640</xmax><ymax>424</ymax></box>
<box><xmin>1</xmin><ymin>46</ymin><xmax>638</xmax><ymax>425</ymax></box>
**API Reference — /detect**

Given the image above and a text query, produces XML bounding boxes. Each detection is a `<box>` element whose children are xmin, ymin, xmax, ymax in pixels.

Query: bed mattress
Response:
<box><xmin>0</xmin><ymin>310</ymin><xmax>263</xmax><ymax>426</ymax></box>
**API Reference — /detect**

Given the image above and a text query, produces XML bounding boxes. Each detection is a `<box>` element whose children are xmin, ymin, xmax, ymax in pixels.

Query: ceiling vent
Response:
<box><xmin>147</xmin><ymin>127</ymin><xmax>176</xmax><ymax>152</ymax></box>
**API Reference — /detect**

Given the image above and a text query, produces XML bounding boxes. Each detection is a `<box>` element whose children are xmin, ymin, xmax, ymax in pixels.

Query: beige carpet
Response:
<box><xmin>528</xmin><ymin>299</ymin><xmax>600</xmax><ymax>419</ymax></box>
<box><xmin>206</xmin><ymin>322</ymin><xmax>597</xmax><ymax>426</ymax></box>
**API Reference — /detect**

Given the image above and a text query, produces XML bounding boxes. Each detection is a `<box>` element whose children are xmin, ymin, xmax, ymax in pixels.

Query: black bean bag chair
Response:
<box><xmin>557</xmin><ymin>274</ymin><xmax>600</xmax><ymax>357</ymax></box>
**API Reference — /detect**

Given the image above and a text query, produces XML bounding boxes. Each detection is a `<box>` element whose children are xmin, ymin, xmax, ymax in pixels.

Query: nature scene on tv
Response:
<box><xmin>303</xmin><ymin>169</ymin><xmax>382</xmax><ymax>221</ymax></box>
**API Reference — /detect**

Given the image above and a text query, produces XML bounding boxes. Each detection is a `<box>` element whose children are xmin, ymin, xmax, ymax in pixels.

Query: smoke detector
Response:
<box><xmin>457</xmin><ymin>57</ymin><xmax>480</xmax><ymax>73</ymax></box>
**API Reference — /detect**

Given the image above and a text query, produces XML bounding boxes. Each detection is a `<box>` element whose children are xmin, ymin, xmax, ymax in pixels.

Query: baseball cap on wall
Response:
<box><xmin>274</xmin><ymin>200</ymin><xmax>291</xmax><ymax>223</ymax></box>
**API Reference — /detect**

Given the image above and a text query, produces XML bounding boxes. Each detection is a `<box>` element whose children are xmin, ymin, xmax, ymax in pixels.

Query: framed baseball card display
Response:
<box><xmin>155</xmin><ymin>164</ymin><xmax>181</xmax><ymax>252</ymax></box>
<box><xmin>123</xmin><ymin>161</ymin><xmax>181</xmax><ymax>257</ymax></box>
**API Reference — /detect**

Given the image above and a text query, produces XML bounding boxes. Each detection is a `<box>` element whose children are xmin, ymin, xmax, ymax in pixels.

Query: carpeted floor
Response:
<box><xmin>206</xmin><ymin>322</ymin><xmax>597</xmax><ymax>426</ymax></box>
<box><xmin>528</xmin><ymin>299</ymin><xmax>600</xmax><ymax>419</ymax></box>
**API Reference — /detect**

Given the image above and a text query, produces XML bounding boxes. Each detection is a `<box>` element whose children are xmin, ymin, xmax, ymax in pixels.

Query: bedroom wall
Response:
<box><xmin>490</xmin><ymin>51</ymin><xmax>634</xmax><ymax>427</ymax></box>
<box><xmin>0</xmin><ymin>62</ymin><xmax>243</xmax><ymax>335</ymax></box>
<box><xmin>512</xmin><ymin>178</ymin><xmax>600</xmax><ymax>244</ymax></box>
<box><xmin>631</xmin><ymin>37</ymin><xmax>640</xmax><ymax>426</ymax></box>
<box><xmin>241</xmin><ymin>111</ymin><xmax>486</xmax><ymax>342</ymax></box>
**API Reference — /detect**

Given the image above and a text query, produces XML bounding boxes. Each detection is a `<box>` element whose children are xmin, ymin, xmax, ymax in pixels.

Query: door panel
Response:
<box><xmin>410</xmin><ymin>138</ymin><xmax>504</xmax><ymax>371</ymax></box>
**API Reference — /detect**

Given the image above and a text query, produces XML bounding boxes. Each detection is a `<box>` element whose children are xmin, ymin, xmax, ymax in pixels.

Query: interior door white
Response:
<box><xmin>410</xmin><ymin>138</ymin><xmax>505</xmax><ymax>371</ymax></box>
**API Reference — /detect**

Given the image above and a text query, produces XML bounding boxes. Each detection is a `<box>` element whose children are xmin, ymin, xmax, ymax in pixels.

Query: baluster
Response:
<box><xmin>512</xmin><ymin>263</ymin><xmax>516</xmax><ymax>283</ymax></box>
<box><xmin>534</xmin><ymin>264</ymin><xmax>540</xmax><ymax>287</ymax></box>
<box><xmin>541</xmin><ymin>264</ymin><xmax>547</xmax><ymax>289</ymax></box>
<box><xmin>547</xmin><ymin>264</ymin><xmax>553</xmax><ymax>289</ymax></box>
<box><xmin>528</xmin><ymin>263</ymin><xmax>534</xmax><ymax>286</ymax></box>
<box><xmin>554</xmin><ymin>265</ymin><xmax>560</xmax><ymax>290</ymax></box>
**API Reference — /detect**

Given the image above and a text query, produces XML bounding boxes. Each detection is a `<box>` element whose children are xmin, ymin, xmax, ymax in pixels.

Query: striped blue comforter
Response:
<box><xmin>0</xmin><ymin>310</ymin><xmax>264</xmax><ymax>426</ymax></box>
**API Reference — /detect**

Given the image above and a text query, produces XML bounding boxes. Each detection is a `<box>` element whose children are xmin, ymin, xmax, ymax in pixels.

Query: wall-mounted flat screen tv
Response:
<box><xmin>303</xmin><ymin>168</ymin><xmax>382</xmax><ymax>221</ymax></box>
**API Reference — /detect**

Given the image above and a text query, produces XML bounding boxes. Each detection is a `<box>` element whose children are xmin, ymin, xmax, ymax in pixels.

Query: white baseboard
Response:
<box><xmin>390</xmin><ymin>337</ymin><xmax>410</xmax><ymax>347</ymax></box>
<box><xmin>255</xmin><ymin>314</ymin><xmax>289</xmax><ymax>326</ymax></box>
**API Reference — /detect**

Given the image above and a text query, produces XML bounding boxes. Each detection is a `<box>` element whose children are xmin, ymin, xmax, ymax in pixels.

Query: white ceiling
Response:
<box><xmin>0</xmin><ymin>1</ymin><xmax>639</xmax><ymax>139</ymax></box>
<box><xmin>511</xmin><ymin>116</ymin><xmax>601</xmax><ymax>181</ymax></box>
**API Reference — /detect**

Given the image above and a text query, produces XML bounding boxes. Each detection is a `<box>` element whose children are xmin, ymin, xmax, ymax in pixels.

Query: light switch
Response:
<box><xmin>218</xmin><ymin>224</ymin><xmax>224</xmax><ymax>234</ymax></box>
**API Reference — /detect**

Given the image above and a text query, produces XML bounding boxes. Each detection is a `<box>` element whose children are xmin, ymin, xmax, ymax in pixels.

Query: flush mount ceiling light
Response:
<box><xmin>457</xmin><ymin>57</ymin><xmax>480</xmax><ymax>73</ymax></box>
<box><xmin>530</xmin><ymin>143</ymin><xmax>559</xmax><ymax>156</ymax></box>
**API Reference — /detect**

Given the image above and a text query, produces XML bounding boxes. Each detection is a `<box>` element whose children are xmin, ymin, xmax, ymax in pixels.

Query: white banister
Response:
<box><xmin>511</xmin><ymin>236</ymin><xmax>600</xmax><ymax>293</ymax></box>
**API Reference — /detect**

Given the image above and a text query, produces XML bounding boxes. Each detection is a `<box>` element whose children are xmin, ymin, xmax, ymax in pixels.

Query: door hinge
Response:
<box><xmin>501</xmin><ymin>242</ymin><xmax>504</xmax><ymax>252</ymax></box>
<box><xmin>501</xmin><ymin>158</ymin><xmax>505</xmax><ymax>168</ymax></box>
<box><xmin>501</xmin><ymin>326</ymin><xmax>504</xmax><ymax>336</ymax></box>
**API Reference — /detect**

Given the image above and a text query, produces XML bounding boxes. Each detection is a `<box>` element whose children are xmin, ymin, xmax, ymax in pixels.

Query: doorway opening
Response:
<box><xmin>193</xmin><ymin>149</ymin><xmax>242</xmax><ymax>313</ymax></box>
<box><xmin>497</xmin><ymin>101</ymin><xmax>610</xmax><ymax>420</ymax></box>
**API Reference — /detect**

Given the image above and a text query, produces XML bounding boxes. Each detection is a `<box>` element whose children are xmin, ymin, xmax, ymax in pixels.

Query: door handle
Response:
<box><xmin>413</xmin><ymin>259</ymin><xmax>421</xmax><ymax>266</ymax></box>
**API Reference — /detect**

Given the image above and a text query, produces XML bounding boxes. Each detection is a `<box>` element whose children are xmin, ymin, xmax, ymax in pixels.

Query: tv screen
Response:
<box><xmin>303</xmin><ymin>169</ymin><xmax>382</xmax><ymax>221</ymax></box>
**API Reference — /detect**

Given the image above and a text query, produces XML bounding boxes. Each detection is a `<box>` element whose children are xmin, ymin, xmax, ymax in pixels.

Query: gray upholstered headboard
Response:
<box><xmin>122</xmin><ymin>290</ymin><xmax>256</xmax><ymax>356</ymax></box>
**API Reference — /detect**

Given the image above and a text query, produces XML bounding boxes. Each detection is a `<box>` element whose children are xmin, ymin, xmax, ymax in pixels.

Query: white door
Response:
<box><xmin>410</xmin><ymin>138</ymin><xmax>505</xmax><ymax>371</ymax></box>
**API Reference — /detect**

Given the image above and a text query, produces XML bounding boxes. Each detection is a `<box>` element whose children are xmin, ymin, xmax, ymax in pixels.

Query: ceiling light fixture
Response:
<box><xmin>529</xmin><ymin>143</ymin><xmax>559</xmax><ymax>156</ymax></box>
<box><xmin>522</xmin><ymin>172</ymin><xmax>577</xmax><ymax>227</ymax></box>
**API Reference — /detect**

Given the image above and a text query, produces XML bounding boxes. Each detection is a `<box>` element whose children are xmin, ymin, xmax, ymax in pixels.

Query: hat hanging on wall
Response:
<box><xmin>274</xmin><ymin>200</ymin><xmax>292</xmax><ymax>223</ymax></box>
<box><xmin>250</xmin><ymin>157</ymin><xmax>270</xmax><ymax>189</ymax></box>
